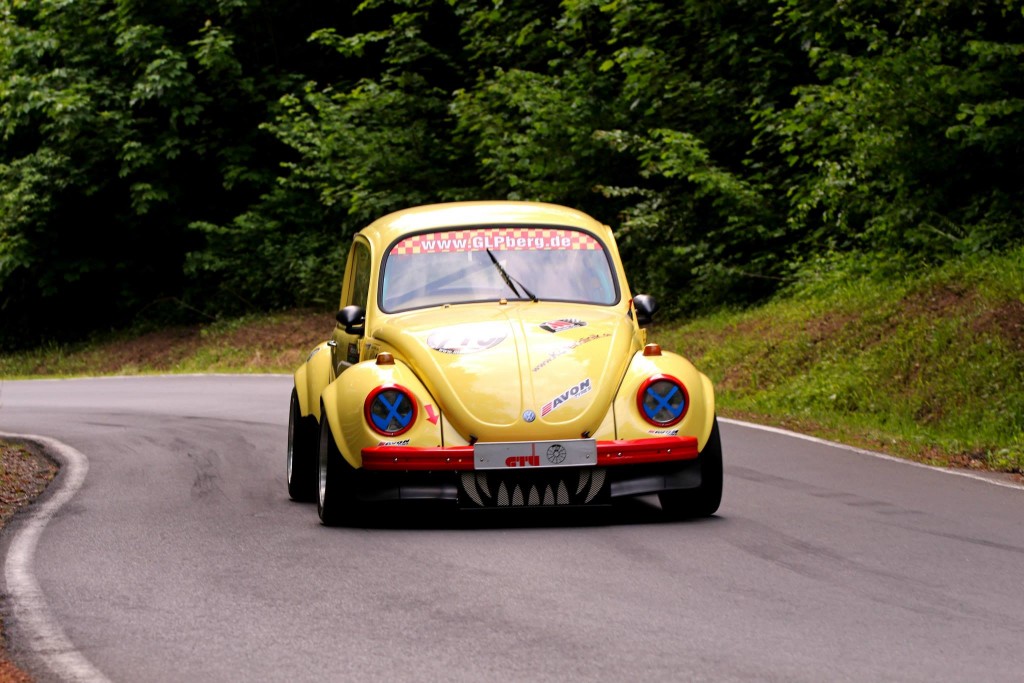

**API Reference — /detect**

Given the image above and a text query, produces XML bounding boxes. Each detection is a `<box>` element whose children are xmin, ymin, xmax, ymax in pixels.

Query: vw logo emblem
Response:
<box><xmin>546</xmin><ymin>444</ymin><xmax>567</xmax><ymax>465</ymax></box>
<box><xmin>523</xmin><ymin>410</ymin><xmax>537</xmax><ymax>423</ymax></box>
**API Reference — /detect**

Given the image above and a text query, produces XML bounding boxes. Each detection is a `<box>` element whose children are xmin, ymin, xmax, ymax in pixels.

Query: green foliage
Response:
<box><xmin>451</xmin><ymin>67</ymin><xmax>607</xmax><ymax>203</ymax></box>
<box><xmin>2</xmin><ymin>0</ymin><xmax>1024</xmax><ymax>351</ymax></box>
<box><xmin>597</xmin><ymin>127</ymin><xmax>783</xmax><ymax>315</ymax></box>
<box><xmin>0</xmin><ymin>0</ymin><xmax>354</xmax><ymax>347</ymax></box>
<box><xmin>182</xmin><ymin>0</ymin><xmax>479</xmax><ymax>312</ymax></box>
<box><xmin>765</xmin><ymin>0</ymin><xmax>1024</xmax><ymax>258</ymax></box>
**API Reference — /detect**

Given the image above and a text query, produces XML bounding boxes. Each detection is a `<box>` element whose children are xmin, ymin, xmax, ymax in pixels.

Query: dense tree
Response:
<box><xmin>0</xmin><ymin>0</ymin><xmax>358</xmax><ymax>344</ymax></box>
<box><xmin>186</xmin><ymin>0</ymin><xmax>478</xmax><ymax>313</ymax></box>
<box><xmin>2</xmin><ymin>0</ymin><xmax>1022</xmax><ymax>349</ymax></box>
<box><xmin>765</xmin><ymin>0</ymin><xmax>1024</xmax><ymax>260</ymax></box>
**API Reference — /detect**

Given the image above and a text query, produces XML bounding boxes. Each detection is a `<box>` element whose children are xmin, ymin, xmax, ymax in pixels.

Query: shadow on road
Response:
<box><xmin>294</xmin><ymin>495</ymin><xmax>727</xmax><ymax>531</ymax></box>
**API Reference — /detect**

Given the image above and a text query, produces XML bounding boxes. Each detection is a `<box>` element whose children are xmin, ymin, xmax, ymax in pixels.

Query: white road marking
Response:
<box><xmin>720</xmin><ymin>417</ymin><xmax>1024</xmax><ymax>491</ymax></box>
<box><xmin>1</xmin><ymin>431</ymin><xmax>112</xmax><ymax>683</ymax></box>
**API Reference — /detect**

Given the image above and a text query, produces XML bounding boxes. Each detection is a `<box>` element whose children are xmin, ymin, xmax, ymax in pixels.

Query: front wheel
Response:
<box><xmin>658</xmin><ymin>417</ymin><xmax>723</xmax><ymax>520</ymax></box>
<box><xmin>317</xmin><ymin>404</ymin><xmax>363</xmax><ymax>526</ymax></box>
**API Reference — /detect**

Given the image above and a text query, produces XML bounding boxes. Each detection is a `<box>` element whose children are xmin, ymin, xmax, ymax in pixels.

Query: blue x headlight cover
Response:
<box><xmin>365</xmin><ymin>385</ymin><xmax>418</xmax><ymax>436</ymax></box>
<box><xmin>637</xmin><ymin>375</ymin><xmax>688</xmax><ymax>427</ymax></box>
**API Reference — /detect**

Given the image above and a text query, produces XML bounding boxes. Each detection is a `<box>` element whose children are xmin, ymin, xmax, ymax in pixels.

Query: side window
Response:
<box><xmin>347</xmin><ymin>242</ymin><xmax>371</xmax><ymax>309</ymax></box>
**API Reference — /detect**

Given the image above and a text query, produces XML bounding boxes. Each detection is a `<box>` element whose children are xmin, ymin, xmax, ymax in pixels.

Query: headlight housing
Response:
<box><xmin>365</xmin><ymin>385</ymin><xmax>418</xmax><ymax>436</ymax></box>
<box><xmin>637</xmin><ymin>375</ymin><xmax>688</xmax><ymax>427</ymax></box>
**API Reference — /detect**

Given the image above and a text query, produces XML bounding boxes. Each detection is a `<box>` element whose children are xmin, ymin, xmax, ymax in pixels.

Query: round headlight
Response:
<box><xmin>365</xmin><ymin>385</ymin><xmax>418</xmax><ymax>436</ymax></box>
<box><xmin>637</xmin><ymin>375</ymin><xmax>688</xmax><ymax>426</ymax></box>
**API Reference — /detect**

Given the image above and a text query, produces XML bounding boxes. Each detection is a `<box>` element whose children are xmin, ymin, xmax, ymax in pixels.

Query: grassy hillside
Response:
<box><xmin>2</xmin><ymin>248</ymin><xmax>1021</xmax><ymax>476</ymax></box>
<box><xmin>655</xmin><ymin>247</ymin><xmax>1023</xmax><ymax>474</ymax></box>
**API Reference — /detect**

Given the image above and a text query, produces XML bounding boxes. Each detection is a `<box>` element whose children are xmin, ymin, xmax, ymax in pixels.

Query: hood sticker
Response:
<box><xmin>531</xmin><ymin>333</ymin><xmax>611</xmax><ymax>372</ymax></box>
<box><xmin>541</xmin><ymin>379</ymin><xmax>592</xmax><ymax>417</ymax></box>
<box><xmin>427</xmin><ymin>324</ymin><xmax>507</xmax><ymax>354</ymax></box>
<box><xmin>540</xmin><ymin>318</ymin><xmax>587</xmax><ymax>333</ymax></box>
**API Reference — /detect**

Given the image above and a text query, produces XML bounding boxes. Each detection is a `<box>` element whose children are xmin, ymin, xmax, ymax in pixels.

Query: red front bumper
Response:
<box><xmin>361</xmin><ymin>436</ymin><xmax>699</xmax><ymax>471</ymax></box>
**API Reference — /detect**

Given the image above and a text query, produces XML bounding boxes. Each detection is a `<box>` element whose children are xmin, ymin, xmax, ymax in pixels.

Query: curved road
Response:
<box><xmin>0</xmin><ymin>375</ymin><xmax>1022</xmax><ymax>683</ymax></box>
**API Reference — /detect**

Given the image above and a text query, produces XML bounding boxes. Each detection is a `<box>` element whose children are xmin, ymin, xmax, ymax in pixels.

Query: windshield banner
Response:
<box><xmin>391</xmin><ymin>228</ymin><xmax>603</xmax><ymax>255</ymax></box>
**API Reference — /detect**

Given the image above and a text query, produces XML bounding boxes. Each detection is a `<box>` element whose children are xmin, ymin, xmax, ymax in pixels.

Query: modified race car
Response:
<box><xmin>287</xmin><ymin>201</ymin><xmax>722</xmax><ymax>525</ymax></box>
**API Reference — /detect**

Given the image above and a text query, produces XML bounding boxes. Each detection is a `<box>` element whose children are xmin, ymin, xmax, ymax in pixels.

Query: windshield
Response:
<box><xmin>380</xmin><ymin>226</ymin><xmax>619</xmax><ymax>312</ymax></box>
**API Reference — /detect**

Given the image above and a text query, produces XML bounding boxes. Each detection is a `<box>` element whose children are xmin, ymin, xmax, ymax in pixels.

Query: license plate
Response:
<box><xmin>474</xmin><ymin>439</ymin><xmax>597</xmax><ymax>470</ymax></box>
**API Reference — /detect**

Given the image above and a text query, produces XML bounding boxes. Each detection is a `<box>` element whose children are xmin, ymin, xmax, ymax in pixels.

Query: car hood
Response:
<box><xmin>373</xmin><ymin>304</ymin><xmax>637</xmax><ymax>441</ymax></box>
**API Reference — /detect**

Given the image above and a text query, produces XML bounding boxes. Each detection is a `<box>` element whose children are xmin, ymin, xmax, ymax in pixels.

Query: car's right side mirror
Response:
<box><xmin>632</xmin><ymin>294</ymin><xmax>658</xmax><ymax>327</ymax></box>
<box><xmin>336</xmin><ymin>305</ymin><xmax>366</xmax><ymax>335</ymax></box>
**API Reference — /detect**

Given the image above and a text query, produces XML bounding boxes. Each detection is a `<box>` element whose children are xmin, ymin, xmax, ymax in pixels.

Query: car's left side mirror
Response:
<box><xmin>336</xmin><ymin>305</ymin><xmax>366</xmax><ymax>335</ymax></box>
<box><xmin>632</xmin><ymin>294</ymin><xmax>658</xmax><ymax>327</ymax></box>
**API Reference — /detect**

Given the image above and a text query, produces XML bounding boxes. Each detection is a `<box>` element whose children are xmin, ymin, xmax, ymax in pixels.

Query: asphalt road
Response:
<box><xmin>0</xmin><ymin>375</ymin><xmax>1022</xmax><ymax>683</ymax></box>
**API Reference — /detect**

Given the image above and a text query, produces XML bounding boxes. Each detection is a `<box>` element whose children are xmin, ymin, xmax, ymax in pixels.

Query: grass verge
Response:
<box><xmin>653</xmin><ymin>246</ymin><xmax>1023</xmax><ymax>475</ymax></box>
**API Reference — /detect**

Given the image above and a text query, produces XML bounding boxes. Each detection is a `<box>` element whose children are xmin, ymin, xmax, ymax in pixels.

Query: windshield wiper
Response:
<box><xmin>486</xmin><ymin>249</ymin><xmax>537</xmax><ymax>302</ymax></box>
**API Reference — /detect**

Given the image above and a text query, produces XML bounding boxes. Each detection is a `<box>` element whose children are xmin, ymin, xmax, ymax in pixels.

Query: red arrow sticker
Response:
<box><xmin>425</xmin><ymin>404</ymin><xmax>439</xmax><ymax>424</ymax></box>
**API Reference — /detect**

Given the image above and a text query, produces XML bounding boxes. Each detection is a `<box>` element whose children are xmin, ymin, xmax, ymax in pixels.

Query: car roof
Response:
<box><xmin>357</xmin><ymin>201</ymin><xmax>613</xmax><ymax>249</ymax></box>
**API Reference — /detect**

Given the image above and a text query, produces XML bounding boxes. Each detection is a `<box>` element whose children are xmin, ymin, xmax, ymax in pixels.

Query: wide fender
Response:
<box><xmin>613</xmin><ymin>349</ymin><xmax>716</xmax><ymax>450</ymax></box>
<box><xmin>321</xmin><ymin>359</ymin><xmax>443</xmax><ymax>469</ymax></box>
<box><xmin>294</xmin><ymin>342</ymin><xmax>334</xmax><ymax>420</ymax></box>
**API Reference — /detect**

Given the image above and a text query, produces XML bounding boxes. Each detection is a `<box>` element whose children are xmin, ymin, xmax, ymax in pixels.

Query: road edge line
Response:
<box><xmin>0</xmin><ymin>431</ymin><xmax>112</xmax><ymax>683</ymax></box>
<box><xmin>718</xmin><ymin>417</ymin><xmax>1024</xmax><ymax>491</ymax></box>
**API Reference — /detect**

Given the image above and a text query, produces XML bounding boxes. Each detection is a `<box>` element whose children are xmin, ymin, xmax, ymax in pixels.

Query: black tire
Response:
<box><xmin>317</xmin><ymin>403</ymin><xmax>363</xmax><ymax>526</ymax></box>
<box><xmin>287</xmin><ymin>388</ymin><xmax>318</xmax><ymax>502</ymax></box>
<box><xmin>658</xmin><ymin>416</ymin><xmax>723</xmax><ymax>520</ymax></box>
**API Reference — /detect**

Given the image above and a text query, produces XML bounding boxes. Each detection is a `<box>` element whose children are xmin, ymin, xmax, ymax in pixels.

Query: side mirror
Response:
<box><xmin>632</xmin><ymin>294</ymin><xmax>658</xmax><ymax>327</ymax></box>
<box><xmin>336</xmin><ymin>305</ymin><xmax>366</xmax><ymax>335</ymax></box>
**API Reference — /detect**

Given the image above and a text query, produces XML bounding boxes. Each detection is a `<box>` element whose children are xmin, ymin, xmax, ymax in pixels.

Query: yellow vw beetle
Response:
<box><xmin>288</xmin><ymin>201</ymin><xmax>721</xmax><ymax>525</ymax></box>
